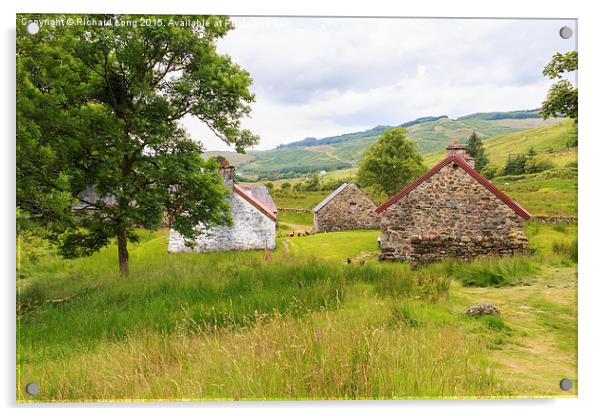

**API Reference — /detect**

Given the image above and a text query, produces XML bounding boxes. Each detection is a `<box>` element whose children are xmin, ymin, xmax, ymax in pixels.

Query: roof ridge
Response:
<box><xmin>374</xmin><ymin>155</ymin><xmax>531</xmax><ymax>219</ymax></box>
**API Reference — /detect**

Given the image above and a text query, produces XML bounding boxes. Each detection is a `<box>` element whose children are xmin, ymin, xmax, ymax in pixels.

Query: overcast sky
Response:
<box><xmin>182</xmin><ymin>17</ymin><xmax>577</xmax><ymax>151</ymax></box>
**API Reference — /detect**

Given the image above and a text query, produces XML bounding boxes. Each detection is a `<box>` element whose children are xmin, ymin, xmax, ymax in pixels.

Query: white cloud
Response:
<box><xmin>182</xmin><ymin>17</ymin><xmax>577</xmax><ymax>151</ymax></box>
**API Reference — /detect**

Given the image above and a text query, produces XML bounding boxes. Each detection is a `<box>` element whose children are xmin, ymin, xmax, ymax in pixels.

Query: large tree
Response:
<box><xmin>466</xmin><ymin>130</ymin><xmax>489</xmax><ymax>172</ymax></box>
<box><xmin>17</xmin><ymin>14</ymin><xmax>259</xmax><ymax>275</ymax></box>
<box><xmin>540</xmin><ymin>51</ymin><xmax>578</xmax><ymax>121</ymax></box>
<box><xmin>357</xmin><ymin>128</ymin><xmax>426</xmax><ymax>198</ymax></box>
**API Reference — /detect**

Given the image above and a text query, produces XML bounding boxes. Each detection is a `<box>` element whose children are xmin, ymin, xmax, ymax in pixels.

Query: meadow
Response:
<box><xmin>17</xmin><ymin>215</ymin><xmax>577</xmax><ymax>401</ymax></box>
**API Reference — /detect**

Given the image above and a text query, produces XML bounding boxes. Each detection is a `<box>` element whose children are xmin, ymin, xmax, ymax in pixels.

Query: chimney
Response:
<box><xmin>446</xmin><ymin>139</ymin><xmax>475</xmax><ymax>168</ymax></box>
<box><xmin>219</xmin><ymin>159</ymin><xmax>236</xmax><ymax>188</ymax></box>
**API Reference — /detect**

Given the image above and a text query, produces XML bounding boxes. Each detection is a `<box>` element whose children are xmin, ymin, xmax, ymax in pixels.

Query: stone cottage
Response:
<box><xmin>375</xmin><ymin>140</ymin><xmax>531</xmax><ymax>265</ymax></box>
<box><xmin>168</xmin><ymin>160</ymin><xmax>277</xmax><ymax>253</ymax></box>
<box><xmin>312</xmin><ymin>183</ymin><xmax>380</xmax><ymax>232</ymax></box>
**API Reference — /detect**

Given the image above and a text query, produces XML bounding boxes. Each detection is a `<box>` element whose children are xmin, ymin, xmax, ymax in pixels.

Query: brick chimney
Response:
<box><xmin>219</xmin><ymin>159</ymin><xmax>236</xmax><ymax>188</ymax></box>
<box><xmin>446</xmin><ymin>139</ymin><xmax>475</xmax><ymax>168</ymax></box>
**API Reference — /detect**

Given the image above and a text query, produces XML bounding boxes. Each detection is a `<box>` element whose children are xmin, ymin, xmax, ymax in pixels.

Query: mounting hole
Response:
<box><xmin>559</xmin><ymin>378</ymin><xmax>573</xmax><ymax>391</ymax></box>
<box><xmin>25</xmin><ymin>383</ymin><xmax>40</xmax><ymax>396</ymax></box>
<box><xmin>452</xmin><ymin>163</ymin><xmax>459</xmax><ymax>169</ymax></box>
<box><xmin>25</xmin><ymin>22</ymin><xmax>40</xmax><ymax>35</ymax></box>
<box><xmin>559</xmin><ymin>26</ymin><xmax>573</xmax><ymax>40</ymax></box>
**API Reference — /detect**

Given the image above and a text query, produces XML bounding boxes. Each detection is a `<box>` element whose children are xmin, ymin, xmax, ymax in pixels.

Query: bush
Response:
<box><xmin>504</xmin><ymin>154</ymin><xmax>528</xmax><ymax>176</ymax></box>
<box><xmin>321</xmin><ymin>178</ymin><xmax>346</xmax><ymax>191</ymax></box>
<box><xmin>281</xmin><ymin>182</ymin><xmax>291</xmax><ymax>190</ymax></box>
<box><xmin>480</xmin><ymin>164</ymin><xmax>503</xmax><ymax>179</ymax></box>
<box><xmin>264</xmin><ymin>182</ymin><xmax>274</xmax><ymax>190</ymax></box>
<box><xmin>525</xmin><ymin>157</ymin><xmax>555</xmax><ymax>174</ymax></box>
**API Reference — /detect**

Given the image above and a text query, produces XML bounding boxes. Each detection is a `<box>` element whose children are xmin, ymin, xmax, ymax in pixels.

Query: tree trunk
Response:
<box><xmin>117</xmin><ymin>229</ymin><xmax>129</xmax><ymax>277</ymax></box>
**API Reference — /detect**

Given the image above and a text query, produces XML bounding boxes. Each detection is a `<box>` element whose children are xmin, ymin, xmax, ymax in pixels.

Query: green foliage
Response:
<box><xmin>321</xmin><ymin>178</ymin><xmax>346</xmax><ymax>191</ymax></box>
<box><xmin>466</xmin><ymin>131</ymin><xmax>489</xmax><ymax>172</ymax></box>
<box><xmin>17</xmin><ymin>14</ymin><xmax>259</xmax><ymax>274</ymax></box>
<box><xmin>525</xmin><ymin>157</ymin><xmax>555</xmax><ymax>174</ymax></box>
<box><xmin>357</xmin><ymin>128</ymin><xmax>426</xmax><ymax>197</ymax></box>
<box><xmin>264</xmin><ymin>182</ymin><xmax>274</xmax><ymax>190</ymax></box>
<box><xmin>541</xmin><ymin>51</ymin><xmax>578</xmax><ymax>121</ymax></box>
<box><xmin>480</xmin><ymin>164</ymin><xmax>503</xmax><ymax>179</ymax></box>
<box><xmin>504</xmin><ymin>154</ymin><xmax>528</xmax><ymax>176</ymax></box>
<box><xmin>302</xmin><ymin>173</ymin><xmax>322</xmax><ymax>191</ymax></box>
<box><xmin>281</xmin><ymin>181</ymin><xmax>291</xmax><ymax>190</ymax></box>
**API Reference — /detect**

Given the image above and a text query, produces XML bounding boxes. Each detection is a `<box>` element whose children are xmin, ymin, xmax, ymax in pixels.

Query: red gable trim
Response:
<box><xmin>232</xmin><ymin>184</ymin><xmax>277</xmax><ymax>222</ymax></box>
<box><xmin>374</xmin><ymin>155</ymin><xmax>531</xmax><ymax>220</ymax></box>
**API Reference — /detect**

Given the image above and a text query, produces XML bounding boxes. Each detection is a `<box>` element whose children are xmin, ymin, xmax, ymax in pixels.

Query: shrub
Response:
<box><xmin>504</xmin><ymin>154</ymin><xmax>528</xmax><ymax>176</ymax></box>
<box><xmin>281</xmin><ymin>181</ymin><xmax>291</xmax><ymax>190</ymax></box>
<box><xmin>480</xmin><ymin>164</ymin><xmax>502</xmax><ymax>179</ymax></box>
<box><xmin>525</xmin><ymin>157</ymin><xmax>555</xmax><ymax>174</ymax></box>
<box><xmin>321</xmin><ymin>178</ymin><xmax>346</xmax><ymax>191</ymax></box>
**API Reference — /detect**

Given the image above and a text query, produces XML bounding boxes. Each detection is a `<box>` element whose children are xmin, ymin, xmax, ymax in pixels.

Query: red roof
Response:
<box><xmin>233</xmin><ymin>183</ymin><xmax>277</xmax><ymax>222</ymax></box>
<box><xmin>374</xmin><ymin>155</ymin><xmax>531</xmax><ymax>219</ymax></box>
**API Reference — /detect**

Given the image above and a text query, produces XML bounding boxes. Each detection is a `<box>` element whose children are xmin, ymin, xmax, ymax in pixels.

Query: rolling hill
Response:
<box><xmin>422</xmin><ymin>119</ymin><xmax>577</xmax><ymax>167</ymax></box>
<box><xmin>204</xmin><ymin>110</ymin><xmax>565</xmax><ymax>181</ymax></box>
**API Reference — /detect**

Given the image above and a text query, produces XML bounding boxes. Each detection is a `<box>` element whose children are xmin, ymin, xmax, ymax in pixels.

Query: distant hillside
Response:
<box><xmin>244</xmin><ymin>119</ymin><xmax>576</xmax><ymax>186</ymax></box>
<box><xmin>277</xmin><ymin>116</ymin><xmax>447</xmax><ymax>149</ymax></box>
<box><xmin>205</xmin><ymin>110</ymin><xmax>563</xmax><ymax>181</ymax></box>
<box><xmin>422</xmin><ymin>119</ymin><xmax>577</xmax><ymax>167</ymax></box>
<box><xmin>456</xmin><ymin>109</ymin><xmax>542</xmax><ymax>121</ymax></box>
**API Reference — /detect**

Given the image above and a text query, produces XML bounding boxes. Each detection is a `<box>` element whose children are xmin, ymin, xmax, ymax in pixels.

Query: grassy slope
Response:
<box><xmin>422</xmin><ymin>119</ymin><xmax>577</xmax><ymax>167</ymax></box>
<box><xmin>493</xmin><ymin>170</ymin><xmax>577</xmax><ymax>217</ymax></box>
<box><xmin>17</xmin><ymin>222</ymin><xmax>577</xmax><ymax>401</ymax></box>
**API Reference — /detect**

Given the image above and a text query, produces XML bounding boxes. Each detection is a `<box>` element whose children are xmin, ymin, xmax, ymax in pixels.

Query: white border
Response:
<box><xmin>3</xmin><ymin>1</ymin><xmax>601</xmax><ymax>415</ymax></box>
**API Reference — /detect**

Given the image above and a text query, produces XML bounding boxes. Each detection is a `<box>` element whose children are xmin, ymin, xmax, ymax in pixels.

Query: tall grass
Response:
<box><xmin>17</xmin><ymin>240</ymin><xmax>449</xmax><ymax>365</ymax></box>
<box><xmin>18</xmin><ymin>308</ymin><xmax>499</xmax><ymax>401</ymax></box>
<box><xmin>434</xmin><ymin>256</ymin><xmax>539</xmax><ymax>288</ymax></box>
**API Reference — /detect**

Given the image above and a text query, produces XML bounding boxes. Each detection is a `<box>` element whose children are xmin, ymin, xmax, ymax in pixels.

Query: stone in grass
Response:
<box><xmin>465</xmin><ymin>304</ymin><xmax>501</xmax><ymax>317</ymax></box>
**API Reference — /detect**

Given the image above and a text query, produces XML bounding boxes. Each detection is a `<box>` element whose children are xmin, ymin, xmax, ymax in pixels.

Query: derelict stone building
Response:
<box><xmin>376</xmin><ymin>141</ymin><xmax>530</xmax><ymax>265</ymax></box>
<box><xmin>312</xmin><ymin>183</ymin><xmax>379</xmax><ymax>233</ymax></box>
<box><xmin>168</xmin><ymin>160</ymin><xmax>277</xmax><ymax>253</ymax></box>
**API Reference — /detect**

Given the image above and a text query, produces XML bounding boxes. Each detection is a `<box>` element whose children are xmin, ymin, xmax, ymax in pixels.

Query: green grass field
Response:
<box><xmin>271</xmin><ymin>190</ymin><xmax>330</xmax><ymax>210</ymax></box>
<box><xmin>17</xmin><ymin>218</ymin><xmax>577</xmax><ymax>401</ymax></box>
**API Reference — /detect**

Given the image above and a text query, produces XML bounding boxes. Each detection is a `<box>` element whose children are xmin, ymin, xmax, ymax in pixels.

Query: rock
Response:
<box><xmin>465</xmin><ymin>304</ymin><xmax>500</xmax><ymax>317</ymax></box>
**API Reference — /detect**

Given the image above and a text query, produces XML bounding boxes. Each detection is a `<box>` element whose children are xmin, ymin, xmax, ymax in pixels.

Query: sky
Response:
<box><xmin>182</xmin><ymin>17</ymin><xmax>577</xmax><ymax>151</ymax></box>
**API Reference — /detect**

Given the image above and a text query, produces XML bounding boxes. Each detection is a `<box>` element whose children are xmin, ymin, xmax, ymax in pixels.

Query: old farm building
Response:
<box><xmin>375</xmin><ymin>141</ymin><xmax>531</xmax><ymax>264</ymax></box>
<box><xmin>168</xmin><ymin>160</ymin><xmax>277</xmax><ymax>253</ymax></box>
<box><xmin>312</xmin><ymin>183</ymin><xmax>379</xmax><ymax>232</ymax></box>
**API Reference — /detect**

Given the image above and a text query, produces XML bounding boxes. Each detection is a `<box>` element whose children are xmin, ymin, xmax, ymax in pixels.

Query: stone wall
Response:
<box><xmin>313</xmin><ymin>184</ymin><xmax>379</xmax><ymax>232</ymax></box>
<box><xmin>168</xmin><ymin>192</ymin><xmax>276</xmax><ymax>253</ymax></box>
<box><xmin>379</xmin><ymin>163</ymin><xmax>528</xmax><ymax>265</ymax></box>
